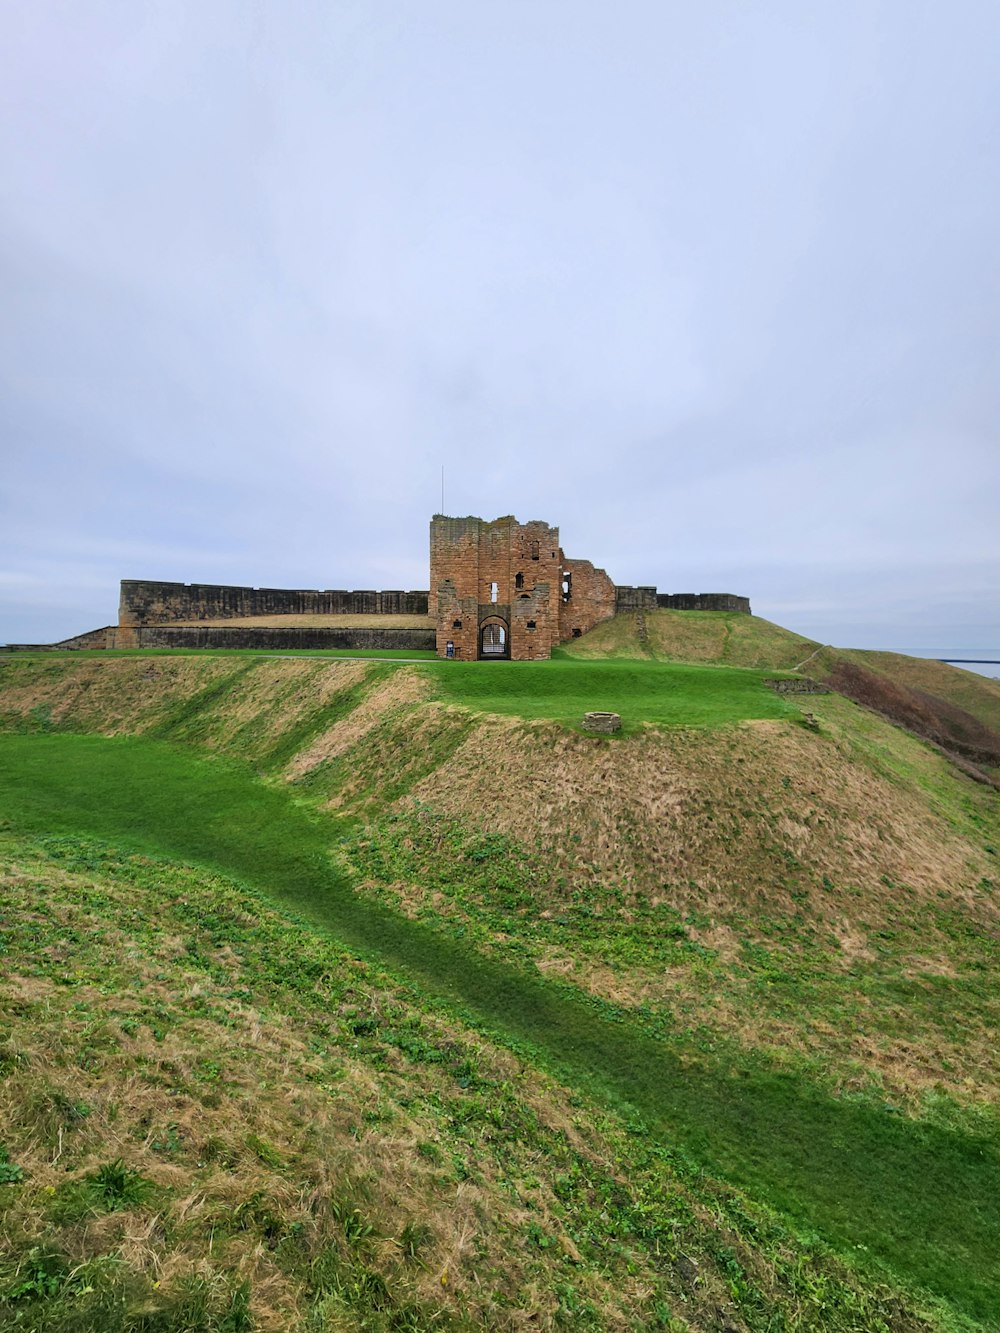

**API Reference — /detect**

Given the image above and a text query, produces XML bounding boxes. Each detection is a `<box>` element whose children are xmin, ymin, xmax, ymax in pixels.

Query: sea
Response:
<box><xmin>909</xmin><ymin>652</ymin><xmax>1000</xmax><ymax>681</ymax></box>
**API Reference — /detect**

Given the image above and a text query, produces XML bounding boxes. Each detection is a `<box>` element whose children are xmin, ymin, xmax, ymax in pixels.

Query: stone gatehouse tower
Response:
<box><xmin>429</xmin><ymin>515</ymin><xmax>617</xmax><ymax>660</ymax></box>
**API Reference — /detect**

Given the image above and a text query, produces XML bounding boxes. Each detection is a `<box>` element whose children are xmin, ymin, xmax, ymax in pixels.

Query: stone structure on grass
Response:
<box><xmin>429</xmin><ymin>515</ymin><xmax>617</xmax><ymax>661</ymax></box>
<box><xmin>582</xmin><ymin>711</ymin><xmax>622</xmax><ymax>733</ymax></box>
<box><xmin>428</xmin><ymin>514</ymin><xmax>749</xmax><ymax>660</ymax></box>
<box><xmin>2</xmin><ymin>513</ymin><xmax>750</xmax><ymax>658</ymax></box>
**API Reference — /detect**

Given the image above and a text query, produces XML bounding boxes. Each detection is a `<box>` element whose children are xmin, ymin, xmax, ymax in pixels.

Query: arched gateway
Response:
<box><xmin>479</xmin><ymin>617</ymin><xmax>509</xmax><ymax>659</ymax></box>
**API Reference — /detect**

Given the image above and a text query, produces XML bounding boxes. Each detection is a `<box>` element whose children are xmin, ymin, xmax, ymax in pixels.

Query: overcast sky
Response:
<box><xmin>2</xmin><ymin>0</ymin><xmax>998</xmax><ymax>657</ymax></box>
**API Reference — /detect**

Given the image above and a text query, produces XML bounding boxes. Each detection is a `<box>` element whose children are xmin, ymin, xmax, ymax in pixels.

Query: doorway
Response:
<box><xmin>479</xmin><ymin>620</ymin><xmax>509</xmax><ymax>659</ymax></box>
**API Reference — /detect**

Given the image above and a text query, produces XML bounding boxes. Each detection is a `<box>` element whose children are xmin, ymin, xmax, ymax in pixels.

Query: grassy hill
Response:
<box><xmin>560</xmin><ymin>608</ymin><xmax>820</xmax><ymax>671</ymax></box>
<box><xmin>563</xmin><ymin>610</ymin><xmax>1000</xmax><ymax>774</ymax></box>
<box><xmin>1</xmin><ymin>639</ymin><xmax>998</xmax><ymax>1330</ymax></box>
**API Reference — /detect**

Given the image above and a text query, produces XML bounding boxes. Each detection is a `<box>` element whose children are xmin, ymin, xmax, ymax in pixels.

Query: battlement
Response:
<box><xmin>6</xmin><ymin>514</ymin><xmax>750</xmax><ymax>657</ymax></box>
<box><xmin>119</xmin><ymin>580</ymin><xmax>429</xmax><ymax>626</ymax></box>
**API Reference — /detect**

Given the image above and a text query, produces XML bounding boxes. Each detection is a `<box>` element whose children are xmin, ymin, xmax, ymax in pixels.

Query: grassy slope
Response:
<box><xmin>2</xmin><ymin>825</ymin><xmax>937</xmax><ymax>1333</ymax></box>
<box><xmin>563</xmin><ymin>610</ymin><xmax>1000</xmax><ymax>742</ymax></box>
<box><xmin>834</xmin><ymin>648</ymin><xmax>1000</xmax><ymax>737</ymax></box>
<box><xmin>1</xmin><ymin>652</ymin><xmax>998</xmax><ymax>1328</ymax></box>
<box><xmin>562</xmin><ymin>609</ymin><xmax>820</xmax><ymax>670</ymax></box>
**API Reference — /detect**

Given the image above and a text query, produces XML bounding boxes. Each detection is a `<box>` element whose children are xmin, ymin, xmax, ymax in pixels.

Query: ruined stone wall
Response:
<box><xmin>429</xmin><ymin>516</ymin><xmax>489</xmax><ymax>660</ymax></box>
<box><xmin>119</xmin><ymin>581</ymin><xmax>429</xmax><ymax>626</ymax></box>
<box><xmin>764</xmin><ymin>677</ymin><xmax>830</xmax><ymax>694</ymax></box>
<box><xmin>430</xmin><ymin>515</ymin><xmax>563</xmax><ymax>660</ymax></box>
<box><xmin>614</xmin><ymin>587</ymin><xmax>751</xmax><ymax>615</ymax></box>
<box><xmin>614</xmin><ymin>585</ymin><xmax>659</xmax><ymax>612</ymax></box>
<box><xmin>59</xmin><ymin>523</ymin><xmax>753</xmax><ymax>662</ymax></box>
<box><xmin>114</xmin><ymin>625</ymin><xmax>435</xmax><ymax>652</ymax></box>
<box><xmin>656</xmin><ymin>592</ymin><xmax>751</xmax><ymax>613</ymax></box>
<box><xmin>506</xmin><ymin>519</ymin><xmax>562</xmax><ymax>661</ymax></box>
<box><xmin>558</xmin><ymin>558</ymin><xmax>617</xmax><ymax>642</ymax></box>
<box><xmin>54</xmin><ymin>626</ymin><xmax>117</xmax><ymax>650</ymax></box>
<box><xmin>2</xmin><ymin>624</ymin><xmax>434</xmax><ymax>653</ymax></box>
<box><xmin>430</xmin><ymin>515</ymin><xmax>752</xmax><ymax>658</ymax></box>
<box><xmin>0</xmin><ymin>627</ymin><xmax>117</xmax><ymax>652</ymax></box>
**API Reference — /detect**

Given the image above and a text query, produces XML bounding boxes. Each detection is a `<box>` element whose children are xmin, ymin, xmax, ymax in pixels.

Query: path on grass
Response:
<box><xmin>1</xmin><ymin>732</ymin><xmax>997</xmax><ymax>1323</ymax></box>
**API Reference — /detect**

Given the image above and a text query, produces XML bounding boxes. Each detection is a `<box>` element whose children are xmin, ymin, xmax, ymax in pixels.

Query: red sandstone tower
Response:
<box><xmin>429</xmin><ymin>515</ymin><xmax>616</xmax><ymax>660</ymax></box>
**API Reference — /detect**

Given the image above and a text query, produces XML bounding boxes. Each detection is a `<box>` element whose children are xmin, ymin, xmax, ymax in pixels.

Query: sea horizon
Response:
<box><xmin>908</xmin><ymin>651</ymin><xmax>1000</xmax><ymax>680</ymax></box>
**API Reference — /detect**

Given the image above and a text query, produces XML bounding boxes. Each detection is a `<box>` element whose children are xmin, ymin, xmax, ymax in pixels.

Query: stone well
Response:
<box><xmin>582</xmin><ymin>711</ymin><xmax>621</xmax><ymax>733</ymax></box>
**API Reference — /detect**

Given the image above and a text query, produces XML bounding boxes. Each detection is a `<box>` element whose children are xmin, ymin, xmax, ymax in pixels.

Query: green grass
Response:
<box><xmin>1</xmin><ymin>732</ymin><xmax>998</xmax><ymax>1324</ymax></box>
<box><xmin>2</xmin><ymin>826</ymin><xmax>933</xmax><ymax>1331</ymax></box>
<box><xmin>421</xmin><ymin>656</ymin><xmax>796</xmax><ymax>729</ymax></box>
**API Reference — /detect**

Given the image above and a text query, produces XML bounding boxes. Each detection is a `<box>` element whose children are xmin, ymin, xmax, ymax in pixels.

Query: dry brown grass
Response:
<box><xmin>0</xmin><ymin>656</ymin><xmax>378</xmax><ymax>767</ymax></box>
<box><xmin>0</xmin><ymin>652</ymin><xmax>983</xmax><ymax>1325</ymax></box>
<box><xmin>3</xmin><ymin>844</ymin><xmax>823</xmax><ymax>1330</ymax></box>
<box><xmin>407</xmin><ymin>706</ymin><xmax>991</xmax><ymax>912</ymax></box>
<box><xmin>844</xmin><ymin>649</ymin><xmax>1000</xmax><ymax>736</ymax></box>
<box><xmin>321</xmin><ymin>693</ymin><xmax>999</xmax><ymax>1110</ymax></box>
<box><xmin>0</xmin><ymin>655</ymin><xmax>238</xmax><ymax>734</ymax></box>
<box><xmin>285</xmin><ymin>667</ymin><xmax>430</xmax><ymax>779</ymax></box>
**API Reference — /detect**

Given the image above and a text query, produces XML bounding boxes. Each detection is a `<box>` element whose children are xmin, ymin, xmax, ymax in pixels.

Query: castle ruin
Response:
<box><xmin>2</xmin><ymin>514</ymin><xmax>750</xmax><ymax>655</ymax></box>
<box><xmin>429</xmin><ymin>515</ymin><xmax>618</xmax><ymax>660</ymax></box>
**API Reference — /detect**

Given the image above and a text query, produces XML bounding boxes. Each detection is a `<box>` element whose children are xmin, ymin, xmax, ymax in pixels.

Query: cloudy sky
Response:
<box><xmin>3</xmin><ymin>0</ymin><xmax>998</xmax><ymax>658</ymax></box>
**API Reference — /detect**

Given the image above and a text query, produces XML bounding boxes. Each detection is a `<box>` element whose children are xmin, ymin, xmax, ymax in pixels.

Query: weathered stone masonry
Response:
<box><xmin>118</xmin><ymin>624</ymin><xmax>435</xmax><ymax>652</ymax></box>
<box><xmin>112</xmin><ymin>582</ymin><xmax>432</xmax><ymax>650</ymax></box>
<box><xmin>1</xmin><ymin>512</ymin><xmax>750</xmax><ymax>656</ymax></box>
<box><xmin>613</xmin><ymin>587</ymin><xmax>752</xmax><ymax>614</ymax></box>
<box><xmin>119</xmin><ymin>581</ymin><xmax>428</xmax><ymax>626</ymax></box>
<box><xmin>429</xmin><ymin>515</ymin><xmax>619</xmax><ymax>661</ymax></box>
<box><xmin>428</xmin><ymin>513</ymin><xmax>749</xmax><ymax>659</ymax></box>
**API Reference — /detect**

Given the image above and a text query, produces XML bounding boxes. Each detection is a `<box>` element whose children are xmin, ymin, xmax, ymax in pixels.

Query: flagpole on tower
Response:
<box><xmin>441</xmin><ymin>464</ymin><xmax>445</xmax><ymax>515</ymax></box>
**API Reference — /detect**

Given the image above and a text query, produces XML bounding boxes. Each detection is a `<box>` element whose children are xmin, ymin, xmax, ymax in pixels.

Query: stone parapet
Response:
<box><xmin>614</xmin><ymin>588</ymin><xmax>751</xmax><ymax>614</ymax></box>
<box><xmin>119</xmin><ymin>581</ymin><xmax>429</xmax><ymax>626</ymax></box>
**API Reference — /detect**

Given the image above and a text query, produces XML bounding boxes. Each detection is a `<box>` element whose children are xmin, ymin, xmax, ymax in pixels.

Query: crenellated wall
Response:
<box><xmin>615</xmin><ymin>587</ymin><xmax>751</xmax><ymax>615</ymax></box>
<box><xmin>3</xmin><ymin>518</ymin><xmax>751</xmax><ymax>657</ymax></box>
<box><xmin>119</xmin><ymin>580</ymin><xmax>429</xmax><ymax>626</ymax></box>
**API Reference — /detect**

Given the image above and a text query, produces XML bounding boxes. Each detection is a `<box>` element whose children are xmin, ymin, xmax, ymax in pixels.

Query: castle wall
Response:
<box><xmin>113</xmin><ymin>625</ymin><xmax>434</xmax><ymax>652</ymax></box>
<box><xmin>429</xmin><ymin>515</ymin><xmax>751</xmax><ymax>659</ymax></box>
<box><xmin>54</xmin><ymin>626</ymin><xmax>117</xmax><ymax>650</ymax></box>
<box><xmin>614</xmin><ymin>587</ymin><xmax>751</xmax><ymax>615</ymax></box>
<box><xmin>0</xmin><ymin>626</ymin><xmax>117</xmax><ymax>652</ymax></box>
<box><xmin>558</xmin><ymin>557</ymin><xmax>617</xmax><ymax>642</ymax></box>
<box><xmin>657</xmin><ymin>592</ymin><xmax>751</xmax><ymax>613</ymax></box>
<box><xmin>5</xmin><ymin>521</ymin><xmax>750</xmax><ymax>659</ymax></box>
<box><xmin>1</xmin><ymin>624</ymin><xmax>435</xmax><ymax>653</ymax></box>
<box><xmin>614</xmin><ymin>585</ymin><xmax>659</xmax><ymax>612</ymax></box>
<box><xmin>119</xmin><ymin>580</ymin><xmax>429</xmax><ymax>626</ymax></box>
